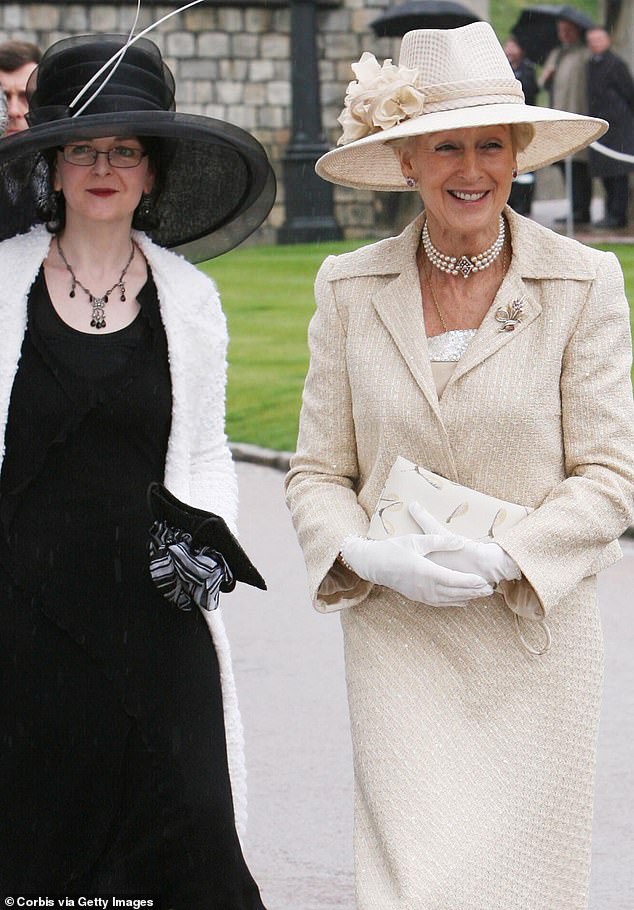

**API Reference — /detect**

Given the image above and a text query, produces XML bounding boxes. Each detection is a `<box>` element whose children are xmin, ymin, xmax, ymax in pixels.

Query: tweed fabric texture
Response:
<box><xmin>285</xmin><ymin>207</ymin><xmax>634</xmax><ymax>909</ymax></box>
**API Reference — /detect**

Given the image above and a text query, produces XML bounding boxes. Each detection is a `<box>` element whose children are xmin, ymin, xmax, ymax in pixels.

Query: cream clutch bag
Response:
<box><xmin>368</xmin><ymin>456</ymin><xmax>532</xmax><ymax>541</ymax></box>
<box><xmin>367</xmin><ymin>457</ymin><xmax>550</xmax><ymax>655</ymax></box>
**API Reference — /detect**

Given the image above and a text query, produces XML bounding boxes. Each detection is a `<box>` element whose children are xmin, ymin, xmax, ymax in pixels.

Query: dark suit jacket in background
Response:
<box><xmin>588</xmin><ymin>49</ymin><xmax>634</xmax><ymax>177</ymax></box>
<box><xmin>513</xmin><ymin>58</ymin><xmax>538</xmax><ymax>107</ymax></box>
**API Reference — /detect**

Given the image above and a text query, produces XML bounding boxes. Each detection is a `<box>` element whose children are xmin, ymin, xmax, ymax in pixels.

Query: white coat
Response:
<box><xmin>0</xmin><ymin>225</ymin><xmax>248</xmax><ymax>835</ymax></box>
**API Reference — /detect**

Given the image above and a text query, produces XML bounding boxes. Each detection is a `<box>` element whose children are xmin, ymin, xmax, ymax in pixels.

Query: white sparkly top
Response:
<box><xmin>427</xmin><ymin>329</ymin><xmax>477</xmax><ymax>362</ymax></box>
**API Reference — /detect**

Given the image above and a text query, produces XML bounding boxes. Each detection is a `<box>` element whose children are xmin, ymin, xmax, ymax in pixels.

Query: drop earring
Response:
<box><xmin>512</xmin><ymin>167</ymin><xmax>518</xmax><ymax>179</ymax></box>
<box><xmin>45</xmin><ymin>189</ymin><xmax>63</xmax><ymax>232</ymax></box>
<box><xmin>134</xmin><ymin>191</ymin><xmax>160</xmax><ymax>230</ymax></box>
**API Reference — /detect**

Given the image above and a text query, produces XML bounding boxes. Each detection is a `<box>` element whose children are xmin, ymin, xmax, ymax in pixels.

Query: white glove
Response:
<box><xmin>340</xmin><ymin>534</ymin><xmax>494</xmax><ymax>607</ymax></box>
<box><xmin>408</xmin><ymin>501</ymin><xmax>522</xmax><ymax>586</ymax></box>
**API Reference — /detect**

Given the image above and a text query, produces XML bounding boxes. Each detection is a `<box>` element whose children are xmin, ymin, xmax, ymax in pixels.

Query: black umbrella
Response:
<box><xmin>370</xmin><ymin>0</ymin><xmax>480</xmax><ymax>38</ymax></box>
<box><xmin>511</xmin><ymin>5</ymin><xmax>595</xmax><ymax>65</ymax></box>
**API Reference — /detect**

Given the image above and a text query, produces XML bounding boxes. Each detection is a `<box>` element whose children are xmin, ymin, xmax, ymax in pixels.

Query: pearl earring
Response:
<box><xmin>406</xmin><ymin>176</ymin><xmax>417</xmax><ymax>188</ymax></box>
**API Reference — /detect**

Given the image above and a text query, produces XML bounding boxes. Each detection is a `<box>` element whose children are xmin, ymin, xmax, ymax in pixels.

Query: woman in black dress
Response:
<box><xmin>0</xmin><ymin>33</ymin><xmax>274</xmax><ymax>906</ymax></box>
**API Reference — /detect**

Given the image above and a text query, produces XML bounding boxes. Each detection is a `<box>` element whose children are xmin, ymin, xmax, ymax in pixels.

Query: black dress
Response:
<box><xmin>0</xmin><ymin>270</ymin><xmax>266</xmax><ymax>909</ymax></box>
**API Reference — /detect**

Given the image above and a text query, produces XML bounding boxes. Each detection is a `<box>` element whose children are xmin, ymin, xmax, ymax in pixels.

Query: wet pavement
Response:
<box><xmin>225</xmin><ymin>461</ymin><xmax>354</xmax><ymax>910</ymax></box>
<box><xmin>225</xmin><ymin>461</ymin><xmax>634</xmax><ymax>910</ymax></box>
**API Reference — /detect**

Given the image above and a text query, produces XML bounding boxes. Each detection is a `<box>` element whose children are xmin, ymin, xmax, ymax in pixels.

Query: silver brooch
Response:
<box><xmin>495</xmin><ymin>297</ymin><xmax>525</xmax><ymax>332</ymax></box>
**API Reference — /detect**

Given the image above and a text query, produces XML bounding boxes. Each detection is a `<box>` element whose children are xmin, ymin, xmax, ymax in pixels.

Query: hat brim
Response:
<box><xmin>316</xmin><ymin>104</ymin><xmax>608</xmax><ymax>191</ymax></box>
<box><xmin>0</xmin><ymin>110</ymin><xmax>276</xmax><ymax>261</ymax></box>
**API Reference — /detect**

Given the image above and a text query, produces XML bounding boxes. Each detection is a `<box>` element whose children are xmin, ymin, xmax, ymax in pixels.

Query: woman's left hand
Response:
<box><xmin>408</xmin><ymin>501</ymin><xmax>522</xmax><ymax>586</ymax></box>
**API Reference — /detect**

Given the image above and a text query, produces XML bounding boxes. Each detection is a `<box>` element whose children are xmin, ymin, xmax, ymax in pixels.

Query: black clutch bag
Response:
<box><xmin>147</xmin><ymin>481</ymin><xmax>267</xmax><ymax>594</ymax></box>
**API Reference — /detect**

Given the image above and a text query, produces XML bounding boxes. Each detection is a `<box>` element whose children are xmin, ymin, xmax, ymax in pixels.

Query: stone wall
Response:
<box><xmin>0</xmin><ymin>1</ymin><xmax>485</xmax><ymax>244</ymax></box>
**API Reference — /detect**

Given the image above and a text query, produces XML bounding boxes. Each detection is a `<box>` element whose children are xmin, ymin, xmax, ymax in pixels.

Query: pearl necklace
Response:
<box><xmin>421</xmin><ymin>243</ymin><xmax>509</xmax><ymax>332</ymax></box>
<box><xmin>422</xmin><ymin>215</ymin><xmax>505</xmax><ymax>279</ymax></box>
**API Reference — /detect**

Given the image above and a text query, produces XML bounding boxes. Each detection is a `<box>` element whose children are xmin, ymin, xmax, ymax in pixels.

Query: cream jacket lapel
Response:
<box><xmin>364</xmin><ymin>218</ymin><xmax>439</xmax><ymax>417</ymax></box>
<box><xmin>328</xmin><ymin>215</ymin><xmax>460</xmax><ymax>477</ymax></box>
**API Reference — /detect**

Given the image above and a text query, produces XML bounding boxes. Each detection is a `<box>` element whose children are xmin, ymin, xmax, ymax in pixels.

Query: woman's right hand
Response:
<box><xmin>340</xmin><ymin>535</ymin><xmax>494</xmax><ymax>607</ymax></box>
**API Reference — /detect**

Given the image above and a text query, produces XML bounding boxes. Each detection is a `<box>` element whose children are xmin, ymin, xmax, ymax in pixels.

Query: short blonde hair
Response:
<box><xmin>511</xmin><ymin>122</ymin><xmax>535</xmax><ymax>153</ymax></box>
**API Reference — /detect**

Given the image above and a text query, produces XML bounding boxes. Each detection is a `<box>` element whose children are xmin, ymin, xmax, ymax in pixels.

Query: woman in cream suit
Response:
<box><xmin>285</xmin><ymin>23</ymin><xmax>634</xmax><ymax>910</ymax></box>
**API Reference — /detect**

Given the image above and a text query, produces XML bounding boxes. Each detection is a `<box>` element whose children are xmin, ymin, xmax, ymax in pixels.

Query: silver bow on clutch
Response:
<box><xmin>148</xmin><ymin>521</ymin><xmax>234</xmax><ymax>612</ymax></box>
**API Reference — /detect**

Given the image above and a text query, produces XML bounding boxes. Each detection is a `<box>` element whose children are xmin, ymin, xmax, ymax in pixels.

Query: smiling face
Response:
<box><xmin>53</xmin><ymin>136</ymin><xmax>154</xmax><ymax>229</ymax></box>
<box><xmin>397</xmin><ymin>124</ymin><xmax>516</xmax><ymax>251</ymax></box>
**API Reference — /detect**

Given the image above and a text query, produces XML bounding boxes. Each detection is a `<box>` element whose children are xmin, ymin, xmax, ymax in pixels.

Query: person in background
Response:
<box><xmin>0</xmin><ymin>40</ymin><xmax>41</xmax><ymax>135</ymax></box>
<box><xmin>504</xmin><ymin>35</ymin><xmax>538</xmax><ymax>215</ymax></box>
<box><xmin>0</xmin><ymin>82</ymin><xmax>7</xmax><ymax>136</ymax></box>
<box><xmin>586</xmin><ymin>26</ymin><xmax>634</xmax><ymax>228</ymax></box>
<box><xmin>0</xmin><ymin>40</ymin><xmax>42</xmax><ymax>240</ymax></box>
<box><xmin>541</xmin><ymin>14</ymin><xmax>592</xmax><ymax>225</ymax></box>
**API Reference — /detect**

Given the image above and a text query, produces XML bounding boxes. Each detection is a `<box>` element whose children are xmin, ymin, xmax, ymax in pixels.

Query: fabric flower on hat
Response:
<box><xmin>337</xmin><ymin>52</ymin><xmax>426</xmax><ymax>145</ymax></box>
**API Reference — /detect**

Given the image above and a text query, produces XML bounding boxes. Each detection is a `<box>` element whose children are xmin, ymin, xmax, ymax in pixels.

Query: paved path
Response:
<box><xmin>225</xmin><ymin>462</ymin><xmax>634</xmax><ymax>910</ymax></box>
<box><xmin>514</xmin><ymin>195</ymin><xmax>634</xmax><ymax>244</ymax></box>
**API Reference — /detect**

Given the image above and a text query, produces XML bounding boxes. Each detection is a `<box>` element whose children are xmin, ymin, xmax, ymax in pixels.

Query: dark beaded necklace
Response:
<box><xmin>56</xmin><ymin>236</ymin><xmax>136</xmax><ymax>330</ymax></box>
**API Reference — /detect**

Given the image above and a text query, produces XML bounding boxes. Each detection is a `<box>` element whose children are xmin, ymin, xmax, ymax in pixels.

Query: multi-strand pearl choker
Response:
<box><xmin>422</xmin><ymin>214</ymin><xmax>505</xmax><ymax>279</ymax></box>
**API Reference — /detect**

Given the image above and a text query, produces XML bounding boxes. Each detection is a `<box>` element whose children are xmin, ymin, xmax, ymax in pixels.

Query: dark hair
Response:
<box><xmin>37</xmin><ymin>136</ymin><xmax>169</xmax><ymax>235</ymax></box>
<box><xmin>0</xmin><ymin>40</ymin><xmax>41</xmax><ymax>73</ymax></box>
<box><xmin>133</xmin><ymin>136</ymin><xmax>169</xmax><ymax>231</ymax></box>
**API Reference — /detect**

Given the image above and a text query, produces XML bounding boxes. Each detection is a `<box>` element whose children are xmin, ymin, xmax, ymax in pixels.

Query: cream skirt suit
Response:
<box><xmin>285</xmin><ymin>208</ymin><xmax>634</xmax><ymax>910</ymax></box>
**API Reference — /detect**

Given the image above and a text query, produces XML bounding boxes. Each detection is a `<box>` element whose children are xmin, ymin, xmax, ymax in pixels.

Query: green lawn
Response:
<box><xmin>489</xmin><ymin>0</ymin><xmax>599</xmax><ymax>45</ymax></box>
<box><xmin>201</xmin><ymin>241</ymin><xmax>361</xmax><ymax>451</ymax></box>
<box><xmin>203</xmin><ymin>241</ymin><xmax>634</xmax><ymax>452</ymax></box>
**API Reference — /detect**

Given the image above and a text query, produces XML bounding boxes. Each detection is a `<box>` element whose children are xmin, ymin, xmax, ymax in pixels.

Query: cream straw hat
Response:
<box><xmin>316</xmin><ymin>22</ymin><xmax>608</xmax><ymax>191</ymax></box>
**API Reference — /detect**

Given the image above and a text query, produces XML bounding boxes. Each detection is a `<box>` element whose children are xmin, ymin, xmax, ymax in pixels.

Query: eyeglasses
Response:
<box><xmin>59</xmin><ymin>144</ymin><xmax>147</xmax><ymax>168</ymax></box>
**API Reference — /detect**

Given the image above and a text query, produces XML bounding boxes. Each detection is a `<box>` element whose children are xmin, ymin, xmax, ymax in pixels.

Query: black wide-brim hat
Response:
<box><xmin>0</xmin><ymin>34</ymin><xmax>276</xmax><ymax>261</ymax></box>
